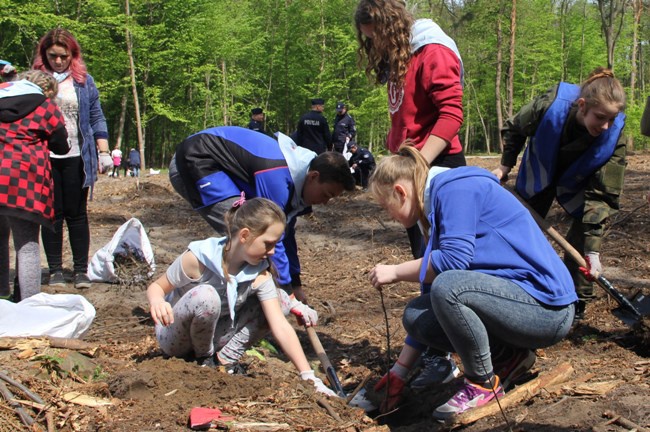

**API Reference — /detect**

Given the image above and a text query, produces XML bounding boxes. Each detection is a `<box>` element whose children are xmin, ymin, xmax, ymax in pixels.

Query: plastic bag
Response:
<box><xmin>88</xmin><ymin>218</ymin><xmax>155</xmax><ymax>283</ymax></box>
<box><xmin>0</xmin><ymin>293</ymin><xmax>95</xmax><ymax>338</ymax></box>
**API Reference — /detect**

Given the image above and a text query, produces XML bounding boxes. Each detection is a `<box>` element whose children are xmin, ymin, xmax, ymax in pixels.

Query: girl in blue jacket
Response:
<box><xmin>368</xmin><ymin>146</ymin><xmax>576</xmax><ymax>420</ymax></box>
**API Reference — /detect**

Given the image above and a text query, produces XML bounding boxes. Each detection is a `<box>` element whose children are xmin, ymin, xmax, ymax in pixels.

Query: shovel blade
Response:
<box><xmin>612</xmin><ymin>291</ymin><xmax>650</xmax><ymax>327</ymax></box>
<box><xmin>348</xmin><ymin>388</ymin><xmax>377</xmax><ymax>412</ymax></box>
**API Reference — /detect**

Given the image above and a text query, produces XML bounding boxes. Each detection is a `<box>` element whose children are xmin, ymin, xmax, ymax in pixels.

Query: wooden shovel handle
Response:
<box><xmin>509</xmin><ymin>187</ymin><xmax>641</xmax><ymax>317</ymax></box>
<box><xmin>305</xmin><ymin>326</ymin><xmax>347</xmax><ymax>397</ymax></box>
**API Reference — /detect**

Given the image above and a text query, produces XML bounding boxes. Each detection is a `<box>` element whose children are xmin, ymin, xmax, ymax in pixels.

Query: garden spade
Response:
<box><xmin>305</xmin><ymin>326</ymin><xmax>377</xmax><ymax>411</ymax></box>
<box><xmin>511</xmin><ymin>189</ymin><xmax>650</xmax><ymax>327</ymax></box>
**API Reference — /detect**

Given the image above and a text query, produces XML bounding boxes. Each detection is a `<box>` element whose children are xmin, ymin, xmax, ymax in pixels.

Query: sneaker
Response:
<box><xmin>222</xmin><ymin>362</ymin><xmax>247</xmax><ymax>375</ymax></box>
<box><xmin>73</xmin><ymin>273</ymin><xmax>92</xmax><ymax>289</ymax></box>
<box><xmin>410</xmin><ymin>352</ymin><xmax>461</xmax><ymax>390</ymax></box>
<box><xmin>432</xmin><ymin>376</ymin><xmax>504</xmax><ymax>421</ymax></box>
<box><xmin>198</xmin><ymin>355</ymin><xmax>218</xmax><ymax>368</ymax></box>
<box><xmin>493</xmin><ymin>348</ymin><xmax>536</xmax><ymax>390</ymax></box>
<box><xmin>573</xmin><ymin>300</ymin><xmax>586</xmax><ymax>323</ymax></box>
<box><xmin>48</xmin><ymin>271</ymin><xmax>66</xmax><ymax>287</ymax></box>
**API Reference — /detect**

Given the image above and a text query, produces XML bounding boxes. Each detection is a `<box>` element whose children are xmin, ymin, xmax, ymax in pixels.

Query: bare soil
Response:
<box><xmin>0</xmin><ymin>154</ymin><xmax>649</xmax><ymax>432</ymax></box>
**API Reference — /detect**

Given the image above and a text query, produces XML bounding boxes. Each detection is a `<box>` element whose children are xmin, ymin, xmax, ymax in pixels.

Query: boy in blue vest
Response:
<box><xmin>492</xmin><ymin>67</ymin><xmax>627</xmax><ymax>321</ymax></box>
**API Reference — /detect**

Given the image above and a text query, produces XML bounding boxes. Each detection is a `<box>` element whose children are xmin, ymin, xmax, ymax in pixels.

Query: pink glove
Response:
<box><xmin>579</xmin><ymin>252</ymin><xmax>601</xmax><ymax>282</ymax></box>
<box><xmin>374</xmin><ymin>362</ymin><xmax>408</xmax><ymax>412</ymax></box>
<box><xmin>289</xmin><ymin>298</ymin><xmax>318</xmax><ymax>327</ymax></box>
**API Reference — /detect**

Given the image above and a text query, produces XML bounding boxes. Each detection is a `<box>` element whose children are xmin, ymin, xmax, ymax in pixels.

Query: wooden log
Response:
<box><xmin>450</xmin><ymin>362</ymin><xmax>574</xmax><ymax>427</ymax></box>
<box><xmin>0</xmin><ymin>336</ymin><xmax>98</xmax><ymax>357</ymax></box>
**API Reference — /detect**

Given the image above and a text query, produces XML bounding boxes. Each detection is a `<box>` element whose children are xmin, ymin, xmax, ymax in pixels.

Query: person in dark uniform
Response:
<box><xmin>348</xmin><ymin>141</ymin><xmax>375</xmax><ymax>189</ymax></box>
<box><xmin>331</xmin><ymin>102</ymin><xmax>356</xmax><ymax>153</ymax></box>
<box><xmin>248</xmin><ymin>107</ymin><xmax>270</xmax><ymax>136</ymax></box>
<box><xmin>295</xmin><ymin>98</ymin><xmax>331</xmax><ymax>154</ymax></box>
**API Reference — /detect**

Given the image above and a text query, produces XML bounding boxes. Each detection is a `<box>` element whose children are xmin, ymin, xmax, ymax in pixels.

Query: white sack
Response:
<box><xmin>88</xmin><ymin>217</ymin><xmax>155</xmax><ymax>283</ymax></box>
<box><xmin>0</xmin><ymin>293</ymin><xmax>95</xmax><ymax>338</ymax></box>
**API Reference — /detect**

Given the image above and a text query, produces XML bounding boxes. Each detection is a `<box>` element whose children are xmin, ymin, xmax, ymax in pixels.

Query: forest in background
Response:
<box><xmin>2</xmin><ymin>0</ymin><xmax>650</xmax><ymax>169</ymax></box>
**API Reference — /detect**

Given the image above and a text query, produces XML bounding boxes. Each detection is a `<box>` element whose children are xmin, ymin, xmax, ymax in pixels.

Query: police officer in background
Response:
<box><xmin>331</xmin><ymin>102</ymin><xmax>356</xmax><ymax>154</ymax></box>
<box><xmin>348</xmin><ymin>141</ymin><xmax>375</xmax><ymax>190</ymax></box>
<box><xmin>248</xmin><ymin>107</ymin><xmax>271</xmax><ymax>136</ymax></box>
<box><xmin>295</xmin><ymin>98</ymin><xmax>331</xmax><ymax>154</ymax></box>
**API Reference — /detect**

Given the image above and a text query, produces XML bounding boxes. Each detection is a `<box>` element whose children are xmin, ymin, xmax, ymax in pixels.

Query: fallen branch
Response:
<box><xmin>345</xmin><ymin>372</ymin><xmax>372</xmax><ymax>404</ymax></box>
<box><xmin>315</xmin><ymin>396</ymin><xmax>341</xmax><ymax>421</ymax></box>
<box><xmin>609</xmin><ymin>203</ymin><xmax>648</xmax><ymax>228</ymax></box>
<box><xmin>603</xmin><ymin>410</ymin><xmax>650</xmax><ymax>432</ymax></box>
<box><xmin>450</xmin><ymin>362</ymin><xmax>574</xmax><ymax>427</ymax></box>
<box><xmin>0</xmin><ymin>378</ymin><xmax>34</xmax><ymax>427</ymax></box>
<box><xmin>0</xmin><ymin>371</ymin><xmax>45</xmax><ymax>404</ymax></box>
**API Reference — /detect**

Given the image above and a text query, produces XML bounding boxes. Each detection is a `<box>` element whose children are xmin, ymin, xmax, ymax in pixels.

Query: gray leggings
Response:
<box><xmin>156</xmin><ymin>285</ymin><xmax>293</xmax><ymax>363</ymax></box>
<box><xmin>0</xmin><ymin>216</ymin><xmax>42</xmax><ymax>299</ymax></box>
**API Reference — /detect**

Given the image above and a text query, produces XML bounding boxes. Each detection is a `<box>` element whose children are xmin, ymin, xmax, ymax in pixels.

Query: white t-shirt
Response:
<box><xmin>53</xmin><ymin>77</ymin><xmax>80</xmax><ymax>158</ymax></box>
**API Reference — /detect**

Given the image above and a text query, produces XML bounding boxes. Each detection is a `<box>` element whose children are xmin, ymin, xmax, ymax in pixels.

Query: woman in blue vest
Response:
<box><xmin>492</xmin><ymin>67</ymin><xmax>627</xmax><ymax>320</ymax></box>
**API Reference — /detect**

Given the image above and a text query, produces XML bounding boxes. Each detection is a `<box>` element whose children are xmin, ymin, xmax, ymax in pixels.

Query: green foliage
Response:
<box><xmin>1</xmin><ymin>0</ymin><xmax>649</xmax><ymax>163</ymax></box>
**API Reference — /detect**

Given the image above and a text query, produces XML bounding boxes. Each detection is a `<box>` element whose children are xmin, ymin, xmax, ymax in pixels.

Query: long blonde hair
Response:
<box><xmin>354</xmin><ymin>0</ymin><xmax>414</xmax><ymax>86</ymax></box>
<box><xmin>580</xmin><ymin>67</ymin><xmax>626</xmax><ymax>111</ymax></box>
<box><xmin>369</xmin><ymin>144</ymin><xmax>431</xmax><ymax>235</ymax></box>
<box><xmin>221</xmin><ymin>197</ymin><xmax>286</xmax><ymax>280</ymax></box>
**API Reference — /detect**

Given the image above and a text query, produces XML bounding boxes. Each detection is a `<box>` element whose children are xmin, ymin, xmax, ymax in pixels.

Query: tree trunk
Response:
<box><xmin>630</xmin><ymin>0</ymin><xmax>641</xmax><ymax>105</ymax></box>
<box><xmin>115</xmin><ymin>92</ymin><xmax>127</xmax><ymax>150</ymax></box>
<box><xmin>507</xmin><ymin>0</ymin><xmax>516</xmax><ymax>119</ymax></box>
<box><xmin>559</xmin><ymin>0</ymin><xmax>569</xmax><ymax>81</ymax></box>
<box><xmin>221</xmin><ymin>59</ymin><xmax>228</xmax><ymax>125</ymax></box>
<box><xmin>596</xmin><ymin>0</ymin><xmax>626</xmax><ymax>70</ymax></box>
<box><xmin>495</xmin><ymin>5</ymin><xmax>504</xmax><ymax>152</ymax></box>
<box><xmin>579</xmin><ymin>0</ymin><xmax>586</xmax><ymax>82</ymax></box>
<box><xmin>317</xmin><ymin>0</ymin><xmax>326</xmax><ymax>94</ymax></box>
<box><xmin>125</xmin><ymin>0</ymin><xmax>145</xmax><ymax>171</ymax></box>
<box><xmin>468</xmin><ymin>77</ymin><xmax>490</xmax><ymax>155</ymax></box>
<box><xmin>204</xmin><ymin>70</ymin><xmax>212</xmax><ymax>130</ymax></box>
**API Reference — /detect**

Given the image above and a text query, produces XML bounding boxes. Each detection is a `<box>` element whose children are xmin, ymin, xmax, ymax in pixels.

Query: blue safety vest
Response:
<box><xmin>516</xmin><ymin>82</ymin><xmax>625</xmax><ymax>217</ymax></box>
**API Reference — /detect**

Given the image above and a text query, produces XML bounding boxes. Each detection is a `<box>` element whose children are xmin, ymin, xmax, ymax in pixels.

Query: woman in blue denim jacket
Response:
<box><xmin>33</xmin><ymin>28</ymin><xmax>113</xmax><ymax>289</ymax></box>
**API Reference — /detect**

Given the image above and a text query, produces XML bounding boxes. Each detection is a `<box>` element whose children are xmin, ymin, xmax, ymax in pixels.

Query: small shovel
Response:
<box><xmin>510</xmin><ymin>189</ymin><xmax>650</xmax><ymax>327</ymax></box>
<box><xmin>305</xmin><ymin>326</ymin><xmax>377</xmax><ymax>411</ymax></box>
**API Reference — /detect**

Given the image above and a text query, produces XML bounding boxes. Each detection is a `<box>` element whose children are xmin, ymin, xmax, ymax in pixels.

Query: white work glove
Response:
<box><xmin>289</xmin><ymin>297</ymin><xmax>318</xmax><ymax>327</ymax></box>
<box><xmin>98</xmin><ymin>152</ymin><xmax>113</xmax><ymax>174</ymax></box>
<box><xmin>1</xmin><ymin>64</ymin><xmax>16</xmax><ymax>77</ymax></box>
<box><xmin>583</xmin><ymin>251</ymin><xmax>602</xmax><ymax>281</ymax></box>
<box><xmin>300</xmin><ymin>370</ymin><xmax>337</xmax><ymax>397</ymax></box>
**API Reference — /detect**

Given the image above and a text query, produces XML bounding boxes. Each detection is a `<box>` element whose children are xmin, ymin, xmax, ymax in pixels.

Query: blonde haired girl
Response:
<box><xmin>147</xmin><ymin>197</ymin><xmax>333</xmax><ymax>395</ymax></box>
<box><xmin>369</xmin><ymin>147</ymin><xmax>576</xmax><ymax>419</ymax></box>
<box><xmin>492</xmin><ymin>67</ymin><xmax>627</xmax><ymax>320</ymax></box>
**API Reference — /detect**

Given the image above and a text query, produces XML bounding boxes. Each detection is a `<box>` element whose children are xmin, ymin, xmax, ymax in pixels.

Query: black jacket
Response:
<box><xmin>331</xmin><ymin>112</ymin><xmax>356</xmax><ymax>151</ymax></box>
<box><xmin>296</xmin><ymin>110</ymin><xmax>331</xmax><ymax>154</ymax></box>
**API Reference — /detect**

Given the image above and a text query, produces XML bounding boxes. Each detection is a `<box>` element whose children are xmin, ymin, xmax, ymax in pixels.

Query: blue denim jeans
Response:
<box><xmin>403</xmin><ymin>270</ymin><xmax>574</xmax><ymax>382</ymax></box>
